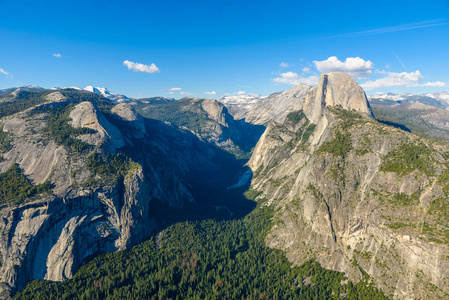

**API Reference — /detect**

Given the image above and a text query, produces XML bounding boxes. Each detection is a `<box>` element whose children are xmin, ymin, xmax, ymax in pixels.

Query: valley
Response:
<box><xmin>0</xmin><ymin>73</ymin><xmax>448</xmax><ymax>299</ymax></box>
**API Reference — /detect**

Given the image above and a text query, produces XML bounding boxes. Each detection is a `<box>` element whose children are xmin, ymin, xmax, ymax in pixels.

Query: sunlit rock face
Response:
<box><xmin>248</xmin><ymin>72</ymin><xmax>449</xmax><ymax>299</ymax></box>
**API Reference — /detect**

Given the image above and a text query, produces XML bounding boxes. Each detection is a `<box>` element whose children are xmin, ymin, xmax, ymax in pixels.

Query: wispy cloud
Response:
<box><xmin>53</xmin><ymin>53</ymin><xmax>62</xmax><ymax>58</ymax></box>
<box><xmin>314</xmin><ymin>19</ymin><xmax>448</xmax><ymax>40</ymax></box>
<box><xmin>170</xmin><ymin>87</ymin><xmax>182</xmax><ymax>91</ymax></box>
<box><xmin>314</xmin><ymin>56</ymin><xmax>373</xmax><ymax>78</ymax></box>
<box><xmin>205</xmin><ymin>91</ymin><xmax>216</xmax><ymax>95</ymax></box>
<box><xmin>420</xmin><ymin>81</ymin><xmax>446</xmax><ymax>87</ymax></box>
<box><xmin>272</xmin><ymin>72</ymin><xmax>319</xmax><ymax>86</ymax></box>
<box><xmin>390</xmin><ymin>51</ymin><xmax>408</xmax><ymax>71</ymax></box>
<box><xmin>302</xmin><ymin>67</ymin><xmax>311</xmax><ymax>73</ymax></box>
<box><xmin>123</xmin><ymin>60</ymin><xmax>160</xmax><ymax>73</ymax></box>
<box><xmin>0</xmin><ymin>68</ymin><xmax>12</xmax><ymax>78</ymax></box>
<box><xmin>280</xmin><ymin>62</ymin><xmax>289</xmax><ymax>68</ymax></box>
<box><xmin>180</xmin><ymin>91</ymin><xmax>191</xmax><ymax>95</ymax></box>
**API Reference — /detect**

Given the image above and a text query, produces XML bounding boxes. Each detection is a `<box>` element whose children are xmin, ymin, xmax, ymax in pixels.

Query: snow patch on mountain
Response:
<box><xmin>369</xmin><ymin>91</ymin><xmax>449</xmax><ymax>109</ymax></box>
<box><xmin>369</xmin><ymin>92</ymin><xmax>412</xmax><ymax>101</ymax></box>
<box><xmin>218</xmin><ymin>94</ymin><xmax>264</xmax><ymax>117</ymax></box>
<box><xmin>83</xmin><ymin>86</ymin><xmax>131</xmax><ymax>103</ymax></box>
<box><xmin>426</xmin><ymin>91</ymin><xmax>449</xmax><ymax>104</ymax></box>
<box><xmin>50</xmin><ymin>86</ymin><xmax>132</xmax><ymax>103</ymax></box>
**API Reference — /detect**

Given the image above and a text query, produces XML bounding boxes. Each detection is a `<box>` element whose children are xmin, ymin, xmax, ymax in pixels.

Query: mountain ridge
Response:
<box><xmin>1</xmin><ymin>74</ymin><xmax>449</xmax><ymax>299</ymax></box>
<box><xmin>247</xmin><ymin>73</ymin><xmax>449</xmax><ymax>299</ymax></box>
<box><xmin>0</xmin><ymin>89</ymin><xmax>253</xmax><ymax>297</ymax></box>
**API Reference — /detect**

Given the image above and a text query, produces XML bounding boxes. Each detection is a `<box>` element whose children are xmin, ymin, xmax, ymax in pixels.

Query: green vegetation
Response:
<box><xmin>0</xmin><ymin>91</ymin><xmax>52</xmax><ymax>119</ymax></box>
<box><xmin>0</xmin><ymin>124</ymin><xmax>12</xmax><ymax>152</ymax></box>
<box><xmin>386</xmin><ymin>222</ymin><xmax>411</xmax><ymax>230</ymax></box>
<box><xmin>278</xmin><ymin>110</ymin><xmax>316</xmax><ymax>153</ymax></box>
<box><xmin>0</xmin><ymin>164</ymin><xmax>51</xmax><ymax>205</ymax></box>
<box><xmin>135</xmin><ymin>98</ymin><xmax>210</xmax><ymax>132</ymax></box>
<box><xmin>286</xmin><ymin>109</ymin><xmax>306</xmax><ymax>124</ymax></box>
<box><xmin>59</xmin><ymin>89</ymin><xmax>114</xmax><ymax>114</ymax></box>
<box><xmin>380</xmin><ymin>142</ymin><xmax>434</xmax><ymax>176</ymax></box>
<box><xmin>372</xmin><ymin>106</ymin><xmax>449</xmax><ymax>141</ymax></box>
<box><xmin>83</xmin><ymin>151</ymin><xmax>141</xmax><ymax>186</ymax></box>
<box><xmin>243</xmin><ymin>188</ymin><xmax>262</xmax><ymax>201</ymax></box>
<box><xmin>29</xmin><ymin>101</ymin><xmax>97</xmax><ymax>154</ymax></box>
<box><xmin>356</xmin><ymin>135</ymin><xmax>372</xmax><ymax>156</ymax></box>
<box><xmin>428</xmin><ymin>197</ymin><xmax>449</xmax><ymax>221</ymax></box>
<box><xmin>329</xmin><ymin>161</ymin><xmax>346</xmax><ymax>183</ymax></box>
<box><xmin>41</xmin><ymin>105</ymin><xmax>94</xmax><ymax>154</ymax></box>
<box><xmin>330</xmin><ymin>106</ymin><xmax>364</xmax><ymax>130</ymax></box>
<box><xmin>318</xmin><ymin>131</ymin><xmax>352</xmax><ymax>158</ymax></box>
<box><xmin>15</xmin><ymin>205</ymin><xmax>387</xmax><ymax>300</ymax></box>
<box><xmin>301</xmin><ymin>123</ymin><xmax>316</xmax><ymax>143</ymax></box>
<box><xmin>390</xmin><ymin>193</ymin><xmax>414</xmax><ymax>206</ymax></box>
<box><xmin>354</xmin><ymin>249</ymin><xmax>373</xmax><ymax>261</ymax></box>
<box><xmin>306</xmin><ymin>184</ymin><xmax>325</xmax><ymax>203</ymax></box>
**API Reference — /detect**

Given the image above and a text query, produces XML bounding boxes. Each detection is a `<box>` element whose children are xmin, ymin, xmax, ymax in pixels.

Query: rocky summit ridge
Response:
<box><xmin>303</xmin><ymin>72</ymin><xmax>373</xmax><ymax>124</ymax></box>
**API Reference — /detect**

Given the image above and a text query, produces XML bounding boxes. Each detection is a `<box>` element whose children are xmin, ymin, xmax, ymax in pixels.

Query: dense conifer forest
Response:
<box><xmin>15</xmin><ymin>205</ymin><xmax>387</xmax><ymax>299</ymax></box>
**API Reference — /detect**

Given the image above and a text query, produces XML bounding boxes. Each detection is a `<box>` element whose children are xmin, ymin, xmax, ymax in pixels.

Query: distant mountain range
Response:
<box><xmin>2</xmin><ymin>85</ymin><xmax>448</xmax><ymax>110</ymax></box>
<box><xmin>369</xmin><ymin>91</ymin><xmax>449</xmax><ymax>109</ymax></box>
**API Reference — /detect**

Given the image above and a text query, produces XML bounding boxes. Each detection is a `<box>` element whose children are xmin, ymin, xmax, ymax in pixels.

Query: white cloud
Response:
<box><xmin>53</xmin><ymin>53</ymin><xmax>62</xmax><ymax>58</ymax></box>
<box><xmin>169</xmin><ymin>92</ymin><xmax>174</xmax><ymax>94</ymax></box>
<box><xmin>272</xmin><ymin>72</ymin><xmax>319</xmax><ymax>86</ymax></box>
<box><xmin>170</xmin><ymin>87</ymin><xmax>182</xmax><ymax>91</ymax></box>
<box><xmin>180</xmin><ymin>91</ymin><xmax>191</xmax><ymax>95</ymax></box>
<box><xmin>360</xmin><ymin>70</ymin><xmax>445</xmax><ymax>90</ymax></box>
<box><xmin>0</xmin><ymin>68</ymin><xmax>12</xmax><ymax>78</ymax></box>
<box><xmin>123</xmin><ymin>60</ymin><xmax>160</xmax><ymax>73</ymax></box>
<box><xmin>361</xmin><ymin>70</ymin><xmax>422</xmax><ymax>89</ymax></box>
<box><xmin>236</xmin><ymin>91</ymin><xmax>246</xmax><ymax>95</ymax></box>
<box><xmin>205</xmin><ymin>91</ymin><xmax>216</xmax><ymax>95</ymax></box>
<box><xmin>385</xmin><ymin>65</ymin><xmax>391</xmax><ymax>68</ymax></box>
<box><xmin>313</xmin><ymin>56</ymin><xmax>373</xmax><ymax>78</ymax></box>
<box><xmin>375</xmin><ymin>69</ymin><xmax>386</xmax><ymax>74</ymax></box>
<box><xmin>280</xmin><ymin>62</ymin><xmax>289</xmax><ymax>68</ymax></box>
<box><xmin>302</xmin><ymin>67</ymin><xmax>311</xmax><ymax>73</ymax></box>
<box><xmin>420</xmin><ymin>81</ymin><xmax>446</xmax><ymax>87</ymax></box>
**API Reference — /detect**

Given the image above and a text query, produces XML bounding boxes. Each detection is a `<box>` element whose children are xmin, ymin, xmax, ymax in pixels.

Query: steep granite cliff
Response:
<box><xmin>0</xmin><ymin>89</ymin><xmax>241</xmax><ymax>298</ymax></box>
<box><xmin>221</xmin><ymin>84</ymin><xmax>313</xmax><ymax>125</ymax></box>
<box><xmin>132</xmin><ymin>97</ymin><xmax>264</xmax><ymax>157</ymax></box>
<box><xmin>248</xmin><ymin>72</ymin><xmax>449</xmax><ymax>299</ymax></box>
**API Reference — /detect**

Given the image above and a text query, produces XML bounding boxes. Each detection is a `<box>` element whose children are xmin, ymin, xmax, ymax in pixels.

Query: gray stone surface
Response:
<box><xmin>0</xmin><ymin>96</ymin><xmax>193</xmax><ymax>298</ymax></box>
<box><xmin>248</xmin><ymin>72</ymin><xmax>449</xmax><ymax>299</ymax></box>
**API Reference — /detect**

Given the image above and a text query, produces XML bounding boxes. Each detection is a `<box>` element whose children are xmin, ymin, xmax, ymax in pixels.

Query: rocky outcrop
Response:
<box><xmin>69</xmin><ymin>101</ymin><xmax>125</xmax><ymax>152</ymax></box>
<box><xmin>218</xmin><ymin>94</ymin><xmax>262</xmax><ymax>119</ymax></box>
<box><xmin>303</xmin><ymin>72</ymin><xmax>373</xmax><ymax>124</ymax></box>
<box><xmin>133</xmin><ymin>97</ymin><xmax>264</xmax><ymax>156</ymax></box>
<box><xmin>0</xmin><ymin>169</ymin><xmax>154</xmax><ymax>296</ymax></box>
<box><xmin>44</xmin><ymin>91</ymin><xmax>66</xmax><ymax>103</ymax></box>
<box><xmin>371</xmin><ymin>101</ymin><xmax>449</xmax><ymax>141</ymax></box>
<box><xmin>248</xmin><ymin>73</ymin><xmax>449</xmax><ymax>299</ymax></box>
<box><xmin>197</xmin><ymin>99</ymin><xmax>245</xmax><ymax>151</ymax></box>
<box><xmin>0</xmin><ymin>92</ymin><xmax>204</xmax><ymax>298</ymax></box>
<box><xmin>222</xmin><ymin>84</ymin><xmax>313</xmax><ymax>125</ymax></box>
<box><xmin>111</xmin><ymin>103</ymin><xmax>147</xmax><ymax>139</ymax></box>
<box><xmin>1</xmin><ymin>112</ymin><xmax>69</xmax><ymax>193</ymax></box>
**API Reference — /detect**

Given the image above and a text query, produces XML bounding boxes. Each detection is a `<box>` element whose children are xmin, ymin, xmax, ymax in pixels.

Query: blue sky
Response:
<box><xmin>0</xmin><ymin>0</ymin><xmax>448</xmax><ymax>98</ymax></box>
